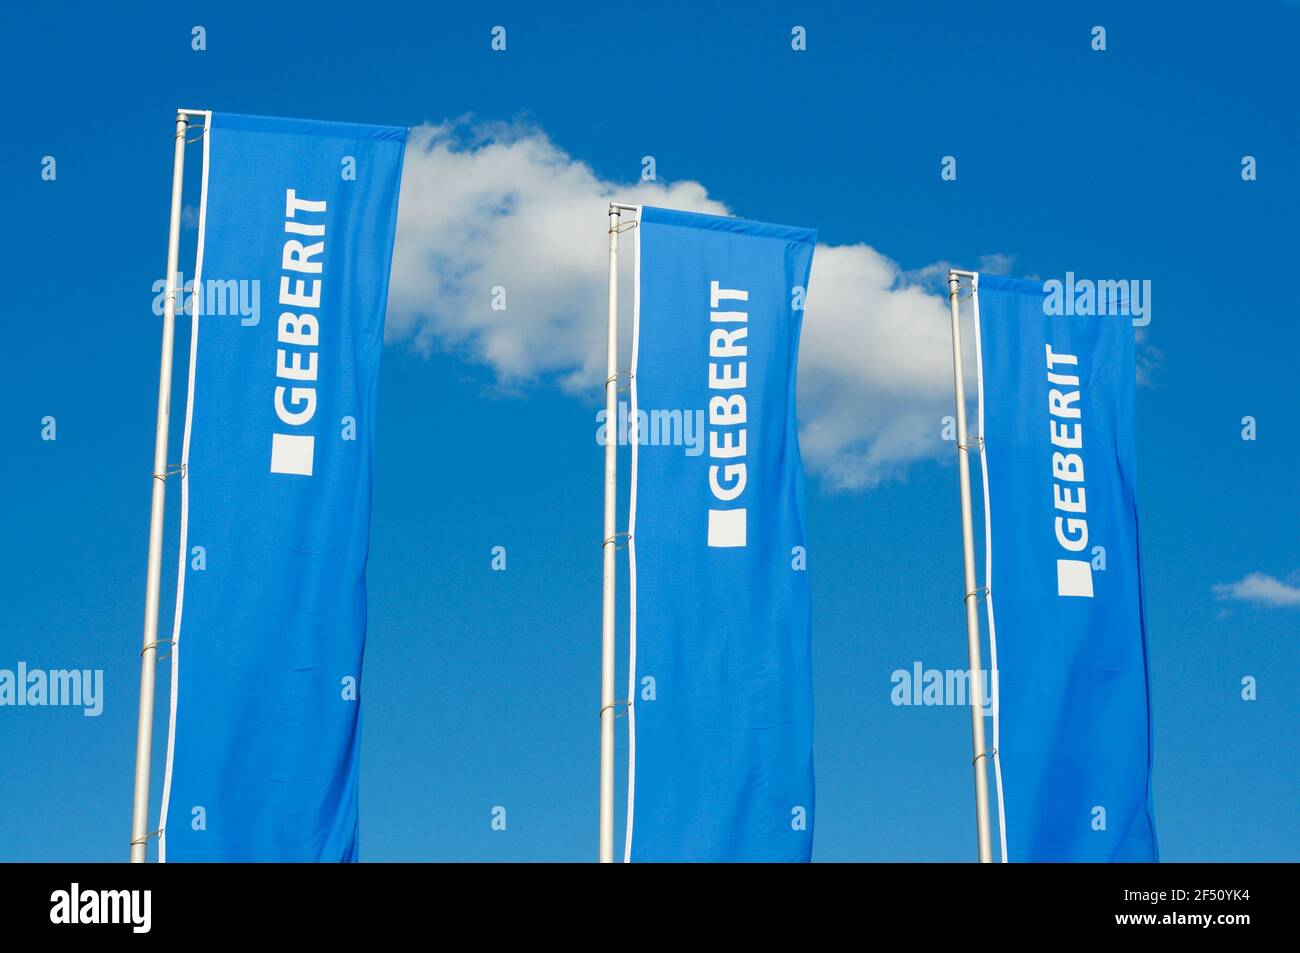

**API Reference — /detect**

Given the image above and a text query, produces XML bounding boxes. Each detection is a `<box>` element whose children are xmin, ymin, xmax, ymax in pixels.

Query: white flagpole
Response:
<box><xmin>129</xmin><ymin>110</ymin><xmax>192</xmax><ymax>862</ymax></box>
<box><xmin>947</xmin><ymin>268</ymin><xmax>994</xmax><ymax>863</ymax></box>
<box><xmin>598</xmin><ymin>204</ymin><xmax>621</xmax><ymax>862</ymax></box>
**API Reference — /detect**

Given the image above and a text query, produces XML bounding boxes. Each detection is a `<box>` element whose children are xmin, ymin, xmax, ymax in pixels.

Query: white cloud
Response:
<box><xmin>1212</xmin><ymin>572</ymin><xmax>1300</xmax><ymax>608</ymax></box>
<box><xmin>389</xmin><ymin>120</ymin><xmax>972</xmax><ymax>489</ymax></box>
<box><xmin>795</xmin><ymin>244</ymin><xmax>953</xmax><ymax>488</ymax></box>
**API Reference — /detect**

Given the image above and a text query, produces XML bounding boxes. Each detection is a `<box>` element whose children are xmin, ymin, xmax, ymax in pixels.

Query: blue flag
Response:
<box><xmin>975</xmin><ymin>273</ymin><xmax>1157</xmax><ymax>862</ymax></box>
<box><xmin>625</xmin><ymin>206</ymin><xmax>816</xmax><ymax>861</ymax></box>
<box><xmin>159</xmin><ymin>113</ymin><xmax>406</xmax><ymax>861</ymax></box>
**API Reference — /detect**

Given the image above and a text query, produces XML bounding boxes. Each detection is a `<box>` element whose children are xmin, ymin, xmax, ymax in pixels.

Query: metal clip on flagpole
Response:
<box><xmin>602</xmin><ymin>531</ymin><xmax>632</xmax><ymax>551</ymax></box>
<box><xmin>128</xmin><ymin>109</ymin><xmax>205</xmax><ymax>863</ymax></box>
<box><xmin>599</xmin><ymin>699</ymin><xmax>631</xmax><ymax>719</ymax></box>
<box><xmin>152</xmin><ymin>462</ymin><xmax>186</xmax><ymax>484</ymax></box>
<box><xmin>606</xmin><ymin>370</ymin><xmax>634</xmax><ymax>393</ymax></box>
<box><xmin>129</xmin><ymin>829</ymin><xmax>163</xmax><ymax>848</ymax></box>
<box><xmin>946</xmin><ymin>268</ymin><xmax>995</xmax><ymax>864</ymax></box>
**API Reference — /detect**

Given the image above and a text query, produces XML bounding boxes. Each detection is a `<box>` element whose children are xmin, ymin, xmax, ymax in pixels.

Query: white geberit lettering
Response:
<box><xmin>1046</xmin><ymin>342</ymin><xmax>1093</xmax><ymax>597</ymax></box>
<box><xmin>270</xmin><ymin>188</ymin><xmax>326</xmax><ymax>476</ymax></box>
<box><xmin>707</xmin><ymin>280</ymin><xmax>748</xmax><ymax>548</ymax></box>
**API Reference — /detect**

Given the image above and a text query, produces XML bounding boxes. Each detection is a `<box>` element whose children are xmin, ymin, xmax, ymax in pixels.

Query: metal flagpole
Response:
<box><xmin>129</xmin><ymin>110</ymin><xmax>194</xmax><ymax>862</ymax></box>
<box><xmin>598</xmin><ymin>204</ymin><xmax>621</xmax><ymax>862</ymax></box>
<box><xmin>946</xmin><ymin>268</ymin><xmax>994</xmax><ymax>863</ymax></box>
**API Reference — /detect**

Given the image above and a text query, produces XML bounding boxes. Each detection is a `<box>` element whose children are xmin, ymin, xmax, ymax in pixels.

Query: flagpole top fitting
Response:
<box><xmin>948</xmin><ymin>270</ymin><xmax>978</xmax><ymax>300</ymax></box>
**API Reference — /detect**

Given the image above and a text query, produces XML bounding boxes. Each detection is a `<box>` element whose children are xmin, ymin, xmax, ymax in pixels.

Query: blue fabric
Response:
<box><xmin>628</xmin><ymin>206</ymin><xmax>816</xmax><ymax>861</ymax></box>
<box><xmin>977</xmin><ymin>274</ymin><xmax>1158</xmax><ymax>862</ymax></box>
<box><xmin>162</xmin><ymin>113</ymin><xmax>405</xmax><ymax>861</ymax></box>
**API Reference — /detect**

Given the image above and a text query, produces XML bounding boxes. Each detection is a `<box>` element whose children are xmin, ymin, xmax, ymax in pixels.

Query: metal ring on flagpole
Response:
<box><xmin>130</xmin><ymin>828</ymin><xmax>162</xmax><ymax>846</ymax></box>
<box><xmin>602</xmin><ymin>531</ymin><xmax>632</xmax><ymax>551</ymax></box>
<box><xmin>610</xmin><ymin>220</ymin><xmax>637</xmax><ymax>235</ymax></box>
<box><xmin>964</xmin><ymin>586</ymin><xmax>989</xmax><ymax>604</ymax></box>
<box><xmin>605</xmin><ymin>370</ymin><xmax>634</xmax><ymax>392</ymax></box>
<box><xmin>141</xmin><ymin>638</ymin><xmax>174</xmax><ymax>657</ymax></box>
<box><xmin>972</xmin><ymin>748</ymin><xmax>997</xmax><ymax>766</ymax></box>
<box><xmin>599</xmin><ymin>699</ymin><xmax>630</xmax><ymax>719</ymax></box>
<box><xmin>178</xmin><ymin>121</ymin><xmax>208</xmax><ymax>144</ymax></box>
<box><xmin>152</xmin><ymin>463</ymin><xmax>187</xmax><ymax>484</ymax></box>
<box><xmin>957</xmin><ymin>436</ymin><xmax>984</xmax><ymax>452</ymax></box>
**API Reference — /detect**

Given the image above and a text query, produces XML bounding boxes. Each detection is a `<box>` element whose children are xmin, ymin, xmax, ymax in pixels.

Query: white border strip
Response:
<box><xmin>621</xmin><ymin>204</ymin><xmax>643</xmax><ymax>863</ymax></box>
<box><xmin>157</xmin><ymin>109</ymin><xmax>211</xmax><ymax>862</ymax></box>
<box><xmin>970</xmin><ymin>274</ymin><xmax>1008</xmax><ymax>863</ymax></box>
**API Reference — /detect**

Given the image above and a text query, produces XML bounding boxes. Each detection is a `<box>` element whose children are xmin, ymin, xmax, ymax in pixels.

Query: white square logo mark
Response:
<box><xmin>270</xmin><ymin>433</ymin><xmax>314</xmax><ymax>476</ymax></box>
<box><xmin>707</xmin><ymin>509</ymin><xmax>746</xmax><ymax>548</ymax></box>
<box><xmin>1057</xmin><ymin>558</ymin><xmax>1094</xmax><ymax>598</ymax></box>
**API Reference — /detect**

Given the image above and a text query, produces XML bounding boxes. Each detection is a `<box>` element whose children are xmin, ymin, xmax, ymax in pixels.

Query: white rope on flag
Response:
<box><xmin>622</xmin><ymin>204</ymin><xmax>644</xmax><ymax>863</ymax></box>
<box><xmin>970</xmin><ymin>272</ymin><xmax>1009</xmax><ymax>864</ymax></box>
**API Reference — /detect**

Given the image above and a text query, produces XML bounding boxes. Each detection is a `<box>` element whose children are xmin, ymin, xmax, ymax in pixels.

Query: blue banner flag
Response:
<box><xmin>974</xmin><ymin>273</ymin><xmax>1157</xmax><ymax>862</ymax></box>
<box><xmin>625</xmin><ymin>206</ymin><xmax>816</xmax><ymax>861</ymax></box>
<box><xmin>158</xmin><ymin>113</ymin><xmax>406</xmax><ymax>861</ymax></box>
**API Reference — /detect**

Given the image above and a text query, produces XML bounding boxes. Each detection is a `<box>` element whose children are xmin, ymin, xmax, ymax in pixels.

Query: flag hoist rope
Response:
<box><xmin>947</xmin><ymin>268</ymin><xmax>994</xmax><ymax>863</ymax></box>
<box><xmin>129</xmin><ymin>109</ymin><xmax>206</xmax><ymax>862</ymax></box>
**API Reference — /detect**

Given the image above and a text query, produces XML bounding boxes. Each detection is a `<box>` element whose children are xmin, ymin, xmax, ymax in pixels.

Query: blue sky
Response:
<box><xmin>1</xmin><ymin>1</ymin><xmax>1296</xmax><ymax>861</ymax></box>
